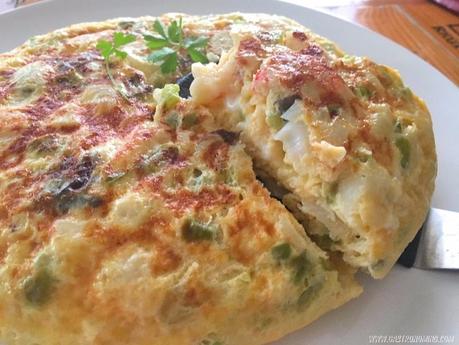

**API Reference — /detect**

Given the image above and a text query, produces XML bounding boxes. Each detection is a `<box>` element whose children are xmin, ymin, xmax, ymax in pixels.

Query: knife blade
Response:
<box><xmin>397</xmin><ymin>208</ymin><xmax>459</xmax><ymax>270</ymax></box>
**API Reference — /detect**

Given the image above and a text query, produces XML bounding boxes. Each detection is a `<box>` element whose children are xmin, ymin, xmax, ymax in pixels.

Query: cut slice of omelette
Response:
<box><xmin>191</xmin><ymin>14</ymin><xmax>436</xmax><ymax>279</ymax></box>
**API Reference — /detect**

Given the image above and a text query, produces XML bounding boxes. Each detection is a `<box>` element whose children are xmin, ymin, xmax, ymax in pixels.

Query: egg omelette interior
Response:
<box><xmin>0</xmin><ymin>12</ymin><xmax>435</xmax><ymax>345</ymax></box>
<box><xmin>190</xmin><ymin>14</ymin><xmax>436</xmax><ymax>278</ymax></box>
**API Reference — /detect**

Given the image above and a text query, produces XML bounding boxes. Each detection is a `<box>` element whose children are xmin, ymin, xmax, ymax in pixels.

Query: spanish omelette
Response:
<box><xmin>0</xmin><ymin>11</ymin><xmax>435</xmax><ymax>345</ymax></box>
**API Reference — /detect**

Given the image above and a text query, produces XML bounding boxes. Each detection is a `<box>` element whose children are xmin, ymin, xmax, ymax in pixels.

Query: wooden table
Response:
<box><xmin>4</xmin><ymin>0</ymin><xmax>459</xmax><ymax>85</ymax></box>
<box><xmin>305</xmin><ymin>0</ymin><xmax>459</xmax><ymax>85</ymax></box>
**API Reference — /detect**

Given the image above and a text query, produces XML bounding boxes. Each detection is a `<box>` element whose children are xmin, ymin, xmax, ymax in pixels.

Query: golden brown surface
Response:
<box><xmin>14</xmin><ymin>0</ymin><xmax>458</xmax><ymax>84</ymax></box>
<box><xmin>0</xmin><ymin>13</ymin><xmax>363</xmax><ymax>345</ymax></box>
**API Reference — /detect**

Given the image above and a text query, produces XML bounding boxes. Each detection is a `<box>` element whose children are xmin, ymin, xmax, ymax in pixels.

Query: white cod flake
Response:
<box><xmin>273</xmin><ymin>119</ymin><xmax>310</xmax><ymax>171</ymax></box>
<box><xmin>335</xmin><ymin>164</ymin><xmax>400</xmax><ymax>231</ymax></box>
<box><xmin>107</xmin><ymin>192</ymin><xmax>151</xmax><ymax>232</ymax></box>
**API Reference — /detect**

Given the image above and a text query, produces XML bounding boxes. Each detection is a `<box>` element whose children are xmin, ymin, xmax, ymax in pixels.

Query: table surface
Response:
<box><xmin>1</xmin><ymin>0</ymin><xmax>459</xmax><ymax>85</ymax></box>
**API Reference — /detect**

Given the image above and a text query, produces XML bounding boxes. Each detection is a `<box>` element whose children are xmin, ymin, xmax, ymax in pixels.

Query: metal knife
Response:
<box><xmin>397</xmin><ymin>208</ymin><xmax>459</xmax><ymax>270</ymax></box>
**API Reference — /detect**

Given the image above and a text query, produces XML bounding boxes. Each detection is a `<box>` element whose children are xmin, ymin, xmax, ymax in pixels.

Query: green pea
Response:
<box><xmin>395</xmin><ymin>137</ymin><xmax>410</xmax><ymax>169</ymax></box>
<box><xmin>23</xmin><ymin>269</ymin><xmax>56</xmax><ymax>306</ymax></box>
<box><xmin>271</xmin><ymin>243</ymin><xmax>292</xmax><ymax>261</ymax></box>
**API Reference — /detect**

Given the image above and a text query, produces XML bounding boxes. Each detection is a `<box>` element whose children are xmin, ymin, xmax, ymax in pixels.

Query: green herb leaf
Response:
<box><xmin>95</xmin><ymin>39</ymin><xmax>113</xmax><ymax>59</ymax></box>
<box><xmin>113</xmin><ymin>32</ymin><xmax>136</xmax><ymax>48</ymax></box>
<box><xmin>160</xmin><ymin>53</ymin><xmax>178</xmax><ymax>74</ymax></box>
<box><xmin>145</xmin><ymin>17</ymin><xmax>209</xmax><ymax>74</ymax></box>
<box><xmin>144</xmin><ymin>34</ymin><xmax>168</xmax><ymax>49</ymax></box>
<box><xmin>147</xmin><ymin>47</ymin><xmax>175</xmax><ymax>62</ymax></box>
<box><xmin>187</xmin><ymin>47</ymin><xmax>209</xmax><ymax>63</ymax></box>
<box><xmin>113</xmin><ymin>50</ymin><xmax>128</xmax><ymax>59</ymax></box>
<box><xmin>185</xmin><ymin>36</ymin><xmax>208</xmax><ymax>48</ymax></box>
<box><xmin>168</xmin><ymin>20</ymin><xmax>181</xmax><ymax>43</ymax></box>
<box><xmin>96</xmin><ymin>32</ymin><xmax>136</xmax><ymax>102</ymax></box>
<box><xmin>153</xmin><ymin>19</ymin><xmax>168</xmax><ymax>39</ymax></box>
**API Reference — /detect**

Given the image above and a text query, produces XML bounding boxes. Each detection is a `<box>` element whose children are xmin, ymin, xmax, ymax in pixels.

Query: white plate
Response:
<box><xmin>1</xmin><ymin>1</ymin><xmax>458</xmax><ymax>344</ymax></box>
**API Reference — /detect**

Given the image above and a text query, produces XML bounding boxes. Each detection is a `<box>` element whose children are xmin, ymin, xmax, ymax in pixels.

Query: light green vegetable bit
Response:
<box><xmin>297</xmin><ymin>282</ymin><xmax>323</xmax><ymax>310</ymax></box>
<box><xmin>165</xmin><ymin>112</ymin><xmax>180</xmax><ymax>128</ymax></box>
<box><xmin>290</xmin><ymin>252</ymin><xmax>312</xmax><ymax>285</ymax></box>
<box><xmin>354</xmin><ymin>85</ymin><xmax>372</xmax><ymax>99</ymax></box>
<box><xmin>182</xmin><ymin>219</ymin><xmax>217</xmax><ymax>242</ymax></box>
<box><xmin>395</xmin><ymin>137</ymin><xmax>410</xmax><ymax>169</ymax></box>
<box><xmin>182</xmin><ymin>113</ymin><xmax>197</xmax><ymax>129</ymax></box>
<box><xmin>267</xmin><ymin>113</ymin><xmax>285</xmax><ymax>130</ymax></box>
<box><xmin>23</xmin><ymin>269</ymin><xmax>56</xmax><ymax>306</ymax></box>
<box><xmin>155</xmin><ymin>84</ymin><xmax>180</xmax><ymax>110</ymax></box>
<box><xmin>271</xmin><ymin>243</ymin><xmax>292</xmax><ymax>261</ymax></box>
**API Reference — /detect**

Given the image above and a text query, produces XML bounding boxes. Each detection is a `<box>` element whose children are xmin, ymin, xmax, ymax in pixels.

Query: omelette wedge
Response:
<box><xmin>191</xmin><ymin>14</ymin><xmax>436</xmax><ymax>278</ymax></box>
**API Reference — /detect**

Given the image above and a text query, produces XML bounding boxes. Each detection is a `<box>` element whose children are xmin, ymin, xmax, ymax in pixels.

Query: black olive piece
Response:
<box><xmin>176</xmin><ymin>72</ymin><xmax>194</xmax><ymax>99</ymax></box>
<box><xmin>67</xmin><ymin>156</ymin><xmax>94</xmax><ymax>192</ymax></box>
<box><xmin>277</xmin><ymin>94</ymin><xmax>300</xmax><ymax>114</ymax></box>
<box><xmin>212</xmin><ymin>129</ymin><xmax>240</xmax><ymax>145</ymax></box>
<box><xmin>327</xmin><ymin>104</ymin><xmax>341</xmax><ymax>118</ymax></box>
<box><xmin>118</xmin><ymin>21</ymin><xmax>135</xmax><ymax>30</ymax></box>
<box><xmin>128</xmin><ymin>73</ymin><xmax>143</xmax><ymax>86</ymax></box>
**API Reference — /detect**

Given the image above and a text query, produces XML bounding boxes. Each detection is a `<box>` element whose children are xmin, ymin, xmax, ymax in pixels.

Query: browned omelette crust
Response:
<box><xmin>0</xmin><ymin>14</ymin><xmax>361</xmax><ymax>345</ymax></box>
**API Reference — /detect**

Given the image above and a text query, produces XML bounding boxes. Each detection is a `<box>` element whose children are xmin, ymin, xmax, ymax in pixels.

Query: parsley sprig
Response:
<box><xmin>144</xmin><ymin>18</ymin><xmax>209</xmax><ymax>74</ymax></box>
<box><xmin>96</xmin><ymin>32</ymin><xmax>136</xmax><ymax>100</ymax></box>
